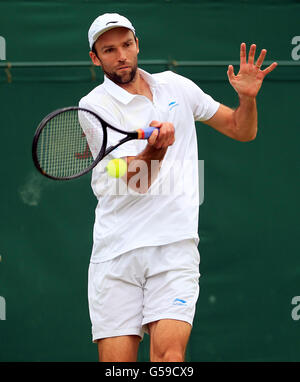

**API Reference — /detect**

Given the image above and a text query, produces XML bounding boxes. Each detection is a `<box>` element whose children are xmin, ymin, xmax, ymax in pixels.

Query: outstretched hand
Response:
<box><xmin>227</xmin><ymin>43</ymin><xmax>277</xmax><ymax>98</ymax></box>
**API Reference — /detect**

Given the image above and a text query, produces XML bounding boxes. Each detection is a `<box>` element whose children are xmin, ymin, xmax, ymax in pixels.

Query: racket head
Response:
<box><xmin>32</xmin><ymin>107</ymin><xmax>108</xmax><ymax>180</ymax></box>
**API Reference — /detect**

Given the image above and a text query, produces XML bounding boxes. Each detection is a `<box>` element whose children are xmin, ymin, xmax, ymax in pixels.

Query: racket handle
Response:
<box><xmin>136</xmin><ymin>126</ymin><xmax>159</xmax><ymax>139</ymax></box>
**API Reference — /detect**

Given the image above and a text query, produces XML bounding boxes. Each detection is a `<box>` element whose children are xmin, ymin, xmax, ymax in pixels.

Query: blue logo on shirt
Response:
<box><xmin>169</xmin><ymin>101</ymin><xmax>179</xmax><ymax>111</ymax></box>
<box><xmin>173</xmin><ymin>298</ymin><xmax>187</xmax><ymax>306</ymax></box>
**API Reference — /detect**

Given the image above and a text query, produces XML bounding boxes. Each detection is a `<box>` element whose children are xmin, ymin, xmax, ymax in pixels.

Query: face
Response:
<box><xmin>90</xmin><ymin>27</ymin><xmax>139</xmax><ymax>85</ymax></box>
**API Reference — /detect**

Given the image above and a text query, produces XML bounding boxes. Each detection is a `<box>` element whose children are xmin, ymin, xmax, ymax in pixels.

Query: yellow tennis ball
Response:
<box><xmin>106</xmin><ymin>158</ymin><xmax>127</xmax><ymax>178</ymax></box>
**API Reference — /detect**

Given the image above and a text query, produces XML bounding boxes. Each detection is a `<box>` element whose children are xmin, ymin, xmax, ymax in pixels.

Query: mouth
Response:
<box><xmin>117</xmin><ymin>66</ymin><xmax>130</xmax><ymax>71</ymax></box>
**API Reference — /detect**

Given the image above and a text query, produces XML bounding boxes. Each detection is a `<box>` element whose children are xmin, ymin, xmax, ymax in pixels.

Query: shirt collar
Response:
<box><xmin>103</xmin><ymin>68</ymin><xmax>166</xmax><ymax>105</ymax></box>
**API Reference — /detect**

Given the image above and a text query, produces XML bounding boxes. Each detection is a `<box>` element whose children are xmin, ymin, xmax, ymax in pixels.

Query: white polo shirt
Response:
<box><xmin>79</xmin><ymin>69</ymin><xmax>220</xmax><ymax>262</ymax></box>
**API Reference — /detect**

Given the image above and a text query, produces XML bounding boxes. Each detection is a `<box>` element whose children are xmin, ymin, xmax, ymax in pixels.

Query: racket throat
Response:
<box><xmin>104</xmin><ymin>135</ymin><xmax>136</xmax><ymax>157</ymax></box>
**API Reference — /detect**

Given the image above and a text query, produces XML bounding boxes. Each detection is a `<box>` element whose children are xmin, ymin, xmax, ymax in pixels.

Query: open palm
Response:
<box><xmin>228</xmin><ymin>43</ymin><xmax>277</xmax><ymax>98</ymax></box>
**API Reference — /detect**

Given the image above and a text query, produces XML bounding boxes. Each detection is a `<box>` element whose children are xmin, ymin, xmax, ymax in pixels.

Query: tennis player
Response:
<box><xmin>80</xmin><ymin>13</ymin><xmax>277</xmax><ymax>362</ymax></box>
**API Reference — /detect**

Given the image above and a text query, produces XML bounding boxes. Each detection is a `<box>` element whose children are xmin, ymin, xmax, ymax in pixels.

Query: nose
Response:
<box><xmin>117</xmin><ymin>47</ymin><xmax>126</xmax><ymax>62</ymax></box>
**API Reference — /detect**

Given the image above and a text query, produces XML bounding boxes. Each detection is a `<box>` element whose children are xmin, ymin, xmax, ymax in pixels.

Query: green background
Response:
<box><xmin>0</xmin><ymin>0</ymin><xmax>299</xmax><ymax>361</ymax></box>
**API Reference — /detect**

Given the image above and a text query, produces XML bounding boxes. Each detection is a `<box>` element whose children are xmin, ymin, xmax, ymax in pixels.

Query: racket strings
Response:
<box><xmin>36</xmin><ymin>109</ymin><xmax>104</xmax><ymax>178</ymax></box>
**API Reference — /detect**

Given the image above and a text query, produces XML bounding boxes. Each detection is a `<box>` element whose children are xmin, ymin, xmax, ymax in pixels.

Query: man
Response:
<box><xmin>79</xmin><ymin>13</ymin><xmax>277</xmax><ymax>362</ymax></box>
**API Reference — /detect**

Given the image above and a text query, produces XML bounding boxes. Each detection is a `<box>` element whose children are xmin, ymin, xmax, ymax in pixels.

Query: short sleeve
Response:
<box><xmin>171</xmin><ymin>72</ymin><xmax>220</xmax><ymax>122</ymax></box>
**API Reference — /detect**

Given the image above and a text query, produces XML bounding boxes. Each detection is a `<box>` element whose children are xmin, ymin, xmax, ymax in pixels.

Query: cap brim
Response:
<box><xmin>91</xmin><ymin>25</ymin><xmax>135</xmax><ymax>49</ymax></box>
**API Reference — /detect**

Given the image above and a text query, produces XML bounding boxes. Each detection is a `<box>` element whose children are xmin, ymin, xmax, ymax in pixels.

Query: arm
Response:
<box><xmin>123</xmin><ymin>120</ymin><xmax>175</xmax><ymax>193</ymax></box>
<box><xmin>203</xmin><ymin>43</ymin><xmax>277</xmax><ymax>142</ymax></box>
<box><xmin>203</xmin><ymin>99</ymin><xmax>257</xmax><ymax>142</ymax></box>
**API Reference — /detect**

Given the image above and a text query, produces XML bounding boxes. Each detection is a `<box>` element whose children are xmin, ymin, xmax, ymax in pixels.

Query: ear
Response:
<box><xmin>89</xmin><ymin>51</ymin><xmax>102</xmax><ymax>67</ymax></box>
<box><xmin>135</xmin><ymin>37</ymin><xmax>139</xmax><ymax>55</ymax></box>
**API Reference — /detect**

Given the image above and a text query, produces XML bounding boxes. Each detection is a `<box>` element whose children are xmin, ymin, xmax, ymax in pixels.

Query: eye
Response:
<box><xmin>104</xmin><ymin>48</ymin><xmax>114</xmax><ymax>54</ymax></box>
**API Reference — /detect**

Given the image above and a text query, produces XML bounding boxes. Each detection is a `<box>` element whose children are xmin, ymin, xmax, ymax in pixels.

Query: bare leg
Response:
<box><xmin>97</xmin><ymin>335</ymin><xmax>141</xmax><ymax>362</ymax></box>
<box><xmin>148</xmin><ymin>319</ymin><xmax>192</xmax><ymax>362</ymax></box>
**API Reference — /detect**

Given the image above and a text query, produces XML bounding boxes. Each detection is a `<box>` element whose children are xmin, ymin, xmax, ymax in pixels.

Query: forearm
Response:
<box><xmin>232</xmin><ymin>95</ymin><xmax>257</xmax><ymax>142</ymax></box>
<box><xmin>124</xmin><ymin>144</ymin><xmax>167</xmax><ymax>193</ymax></box>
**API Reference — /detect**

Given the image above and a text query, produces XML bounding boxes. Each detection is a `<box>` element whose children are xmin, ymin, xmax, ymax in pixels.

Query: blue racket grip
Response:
<box><xmin>137</xmin><ymin>126</ymin><xmax>159</xmax><ymax>139</ymax></box>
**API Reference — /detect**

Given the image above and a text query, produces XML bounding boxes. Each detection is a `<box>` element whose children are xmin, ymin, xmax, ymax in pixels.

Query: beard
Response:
<box><xmin>100</xmin><ymin>58</ymin><xmax>138</xmax><ymax>85</ymax></box>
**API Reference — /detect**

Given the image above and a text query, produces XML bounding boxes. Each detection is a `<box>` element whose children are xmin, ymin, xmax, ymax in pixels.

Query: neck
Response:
<box><xmin>120</xmin><ymin>69</ymin><xmax>153</xmax><ymax>101</ymax></box>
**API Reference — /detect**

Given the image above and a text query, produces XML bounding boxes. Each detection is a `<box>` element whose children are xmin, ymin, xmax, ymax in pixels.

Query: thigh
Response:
<box><xmin>98</xmin><ymin>335</ymin><xmax>141</xmax><ymax>362</ymax></box>
<box><xmin>88</xmin><ymin>254</ymin><xmax>144</xmax><ymax>343</ymax></box>
<box><xmin>148</xmin><ymin>319</ymin><xmax>192</xmax><ymax>362</ymax></box>
<box><xmin>142</xmin><ymin>239</ymin><xmax>200</xmax><ymax>330</ymax></box>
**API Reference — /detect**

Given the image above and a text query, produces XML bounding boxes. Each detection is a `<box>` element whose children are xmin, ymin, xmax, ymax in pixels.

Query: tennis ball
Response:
<box><xmin>106</xmin><ymin>158</ymin><xmax>127</xmax><ymax>178</ymax></box>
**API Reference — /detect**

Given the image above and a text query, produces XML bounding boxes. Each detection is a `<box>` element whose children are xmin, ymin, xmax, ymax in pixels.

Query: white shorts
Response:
<box><xmin>88</xmin><ymin>239</ymin><xmax>200</xmax><ymax>342</ymax></box>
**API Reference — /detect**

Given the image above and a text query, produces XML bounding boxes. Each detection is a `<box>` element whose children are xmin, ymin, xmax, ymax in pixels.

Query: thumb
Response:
<box><xmin>227</xmin><ymin>65</ymin><xmax>235</xmax><ymax>81</ymax></box>
<box><xmin>148</xmin><ymin>128</ymin><xmax>159</xmax><ymax>146</ymax></box>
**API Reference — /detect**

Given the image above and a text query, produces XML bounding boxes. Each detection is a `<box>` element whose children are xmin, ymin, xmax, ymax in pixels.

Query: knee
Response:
<box><xmin>152</xmin><ymin>348</ymin><xmax>185</xmax><ymax>362</ymax></box>
<box><xmin>163</xmin><ymin>350</ymin><xmax>185</xmax><ymax>362</ymax></box>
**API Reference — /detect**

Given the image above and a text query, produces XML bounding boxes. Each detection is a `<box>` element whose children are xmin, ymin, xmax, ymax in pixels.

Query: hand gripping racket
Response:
<box><xmin>32</xmin><ymin>106</ymin><xmax>158</xmax><ymax>180</ymax></box>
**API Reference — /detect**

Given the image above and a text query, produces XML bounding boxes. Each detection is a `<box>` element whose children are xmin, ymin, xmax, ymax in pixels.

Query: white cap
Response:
<box><xmin>88</xmin><ymin>13</ymin><xmax>135</xmax><ymax>50</ymax></box>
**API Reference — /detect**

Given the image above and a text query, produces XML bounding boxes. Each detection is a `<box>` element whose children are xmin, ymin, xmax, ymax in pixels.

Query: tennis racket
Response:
<box><xmin>32</xmin><ymin>106</ymin><xmax>158</xmax><ymax>180</ymax></box>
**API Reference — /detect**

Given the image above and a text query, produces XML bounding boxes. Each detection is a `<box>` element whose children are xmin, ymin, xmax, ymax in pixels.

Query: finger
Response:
<box><xmin>150</xmin><ymin>120</ymin><xmax>162</xmax><ymax>128</ymax></box>
<box><xmin>165</xmin><ymin>124</ymin><xmax>175</xmax><ymax>147</ymax></box>
<box><xmin>148</xmin><ymin>128</ymin><xmax>159</xmax><ymax>146</ymax></box>
<box><xmin>155</xmin><ymin>123</ymin><xmax>174</xmax><ymax>149</ymax></box>
<box><xmin>227</xmin><ymin>65</ymin><xmax>235</xmax><ymax>81</ymax></box>
<box><xmin>240</xmin><ymin>42</ymin><xmax>246</xmax><ymax>65</ymax></box>
<box><xmin>167</xmin><ymin>134</ymin><xmax>175</xmax><ymax>147</ymax></box>
<box><xmin>255</xmin><ymin>49</ymin><xmax>267</xmax><ymax>69</ymax></box>
<box><xmin>248</xmin><ymin>44</ymin><xmax>256</xmax><ymax>65</ymax></box>
<box><xmin>153</xmin><ymin>126</ymin><xmax>166</xmax><ymax>149</ymax></box>
<box><xmin>262</xmin><ymin>62</ymin><xmax>278</xmax><ymax>76</ymax></box>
